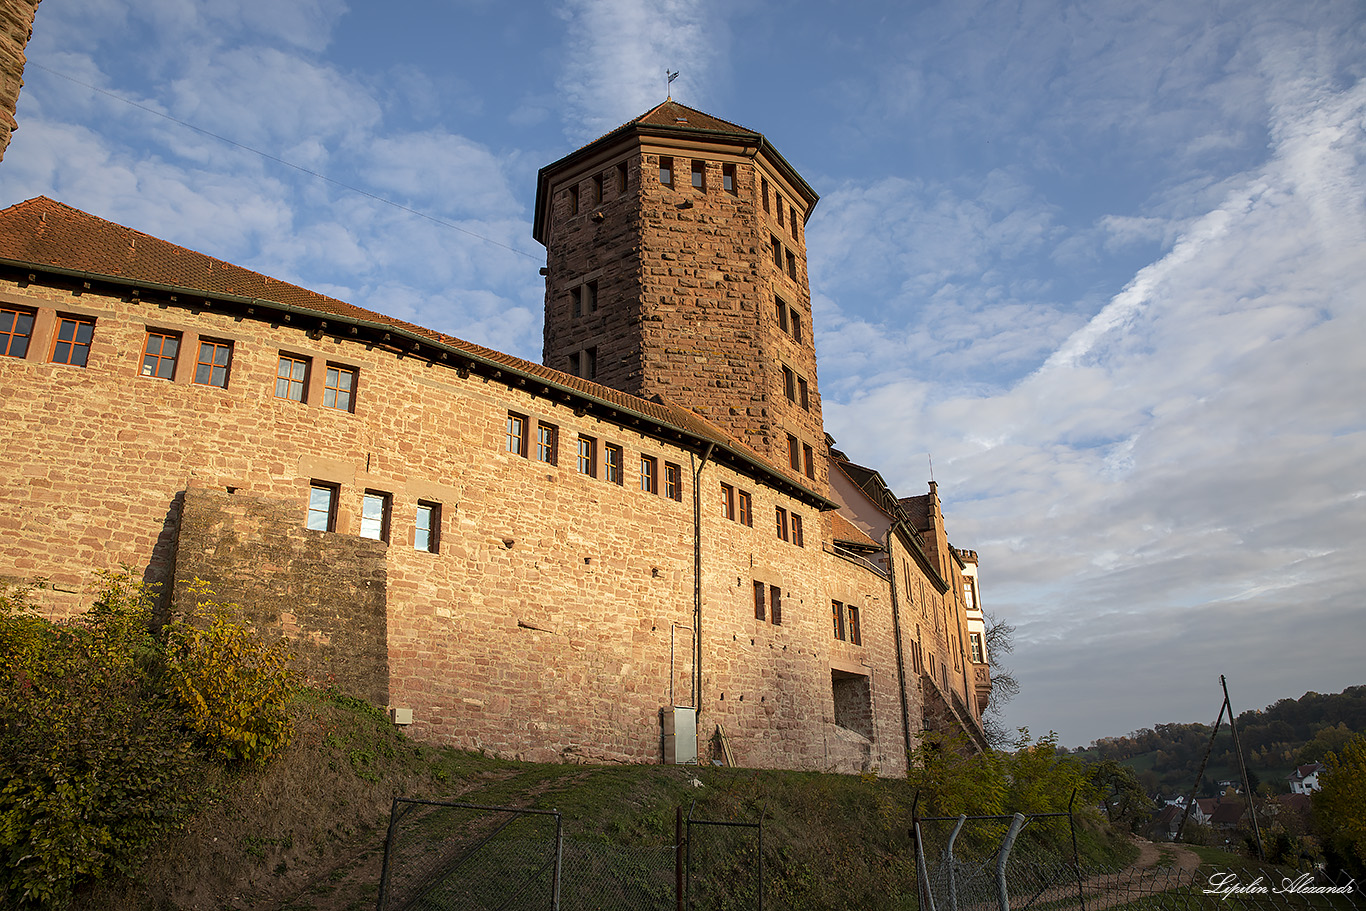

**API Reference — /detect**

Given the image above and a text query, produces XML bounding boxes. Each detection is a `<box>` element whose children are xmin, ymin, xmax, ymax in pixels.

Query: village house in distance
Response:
<box><xmin>0</xmin><ymin>101</ymin><xmax>992</xmax><ymax>773</ymax></box>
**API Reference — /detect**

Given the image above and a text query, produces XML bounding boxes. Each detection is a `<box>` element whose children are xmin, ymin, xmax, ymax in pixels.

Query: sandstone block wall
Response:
<box><xmin>0</xmin><ymin>0</ymin><xmax>38</xmax><ymax>161</ymax></box>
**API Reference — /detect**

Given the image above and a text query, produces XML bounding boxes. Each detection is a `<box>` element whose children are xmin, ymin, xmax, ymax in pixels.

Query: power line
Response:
<box><xmin>27</xmin><ymin>61</ymin><xmax>542</xmax><ymax>261</ymax></box>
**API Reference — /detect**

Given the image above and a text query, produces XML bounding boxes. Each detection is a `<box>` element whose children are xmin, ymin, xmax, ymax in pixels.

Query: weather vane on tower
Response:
<box><xmin>666</xmin><ymin>69</ymin><xmax>679</xmax><ymax>101</ymax></box>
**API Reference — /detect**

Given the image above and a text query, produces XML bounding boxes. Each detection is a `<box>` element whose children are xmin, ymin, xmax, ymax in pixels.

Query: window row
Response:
<box><xmin>659</xmin><ymin>157</ymin><xmax>738</xmax><ymax>196</ymax></box>
<box><xmin>752</xmin><ymin>580</ymin><xmax>783</xmax><ymax>625</ymax></box>
<box><xmin>722</xmin><ymin>482</ymin><xmax>804</xmax><ymax>546</ymax></box>
<box><xmin>506</xmin><ymin>412</ymin><xmax>682</xmax><ymax>501</ymax></box>
<box><xmin>3</xmin><ymin>306</ymin><xmax>97</xmax><ymax>367</ymax></box>
<box><xmin>307</xmin><ymin>482</ymin><xmax>442</xmax><ymax>553</ymax></box>
<box><xmin>770</xmin><ymin>235</ymin><xmax>799</xmax><ymax>281</ymax></box>
<box><xmin>774</xmin><ymin>295</ymin><xmax>804</xmax><ymax>345</ymax></box>
<box><xmin>1</xmin><ymin>307</ymin><xmax>362</xmax><ymax>411</ymax></box>
<box><xmin>832</xmin><ymin>600</ymin><xmax>862</xmax><ymax>645</ymax></box>
<box><xmin>759</xmin><ymin>176</ymin><xmax>801</xmax><ymax>243</ymax></box>
<box><xmin>786</xmin><ymin>433</ymin><xmax>816</xmax><ymax>480</ymax></box>
<box><xmin>566</xmin><ymin>161</ymin><xmax>630</xmax><ymax>214</ymax></box>
<box><xmin>780</xmin><ymin>363</ymin><xmax>810</xmax><ymax>410</ymax></box>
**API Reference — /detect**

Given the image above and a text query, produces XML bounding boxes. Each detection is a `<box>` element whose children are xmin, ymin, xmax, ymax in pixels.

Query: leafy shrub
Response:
<box><xmin>0</xmin><ymin>574</ymin><xmax>199</xmax><ymax>910</ymax></box>
<box><xmin>164</xmin><ymin>580</ymin><xmax>297</xmax><ymax>765</ymax></box>
<box><xmin>1312</xmin><ymin>733</ymin><xmax>1366</xmax><ymax>881</ymax></box>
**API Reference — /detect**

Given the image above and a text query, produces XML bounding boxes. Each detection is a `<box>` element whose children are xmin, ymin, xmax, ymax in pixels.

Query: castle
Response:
<box><xmin>0</xmin><ymin>101</ymin><xmax>992</xmax><ymax>773</ymax></box>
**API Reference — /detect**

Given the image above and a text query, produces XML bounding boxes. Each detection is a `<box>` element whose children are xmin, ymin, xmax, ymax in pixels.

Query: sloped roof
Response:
<box><xmin>0</xmin><ymin>196</ymin><xmax>835</xmax><ymax>510</ymax></box>
<box><xmin>899</xmin><ymin>494</ymin><xmax>934</xmax><ymax>531</ymax></box>
<box><xmin>830</xmin><ymin>511</ymin><xmax>880</xmax><ymax>550</ymax></box>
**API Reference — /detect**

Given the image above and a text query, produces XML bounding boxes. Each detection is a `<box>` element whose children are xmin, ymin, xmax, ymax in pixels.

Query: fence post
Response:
<box><xmin>375</xmin><ymin>796</ymin><xmax>401</xmax><ymax>911</ymax></box>
<box><xmin>757</xmin><ymin>815</ymin><xmax>763</xmax><ymax>911</ymax></box>
<box><xmin>914</xmin><ymin>818</ymin><xmax>937</xmax><ymax>911</ymax></box>
<box><xmin>1068</xmin><ymin>789</ymin><xmax>1086</xmax><ymax>911</ymax></box>
<box><xmin>944</xmin><ymin>815</ymin><xmax>966</xmax><ymax>911</ymax></box>
<box><xmin>551</xmin><ymin>809</ymin><xmax>562</xmax><ymax>911</ymax></box>
<box><xmin>676</xmin><ymin>806</ymin><xmax>685</xmax><ymax>911</ymax></box>
<box><xmin>686</xmin><ymin>799</ymin><xmax>696</xmax><ymax>911</ymax></box>
<box><xmin>995</xmin><ymin>813</ymin><xmax>1026</xmax><ymax>911</ymax></box>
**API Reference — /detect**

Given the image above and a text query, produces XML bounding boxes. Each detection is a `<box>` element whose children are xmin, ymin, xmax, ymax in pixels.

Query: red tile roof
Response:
<box><xmin>0</xmin><ymin>197</ymin><xmax>835</xmax><ymax>509</ymax></box>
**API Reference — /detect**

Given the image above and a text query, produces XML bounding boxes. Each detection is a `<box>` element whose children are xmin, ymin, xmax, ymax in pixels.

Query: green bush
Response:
<box><xmin>164</xmin><ymin>580</ymin><xmax>297</xmax><ymax>765</ymax></box>
<box><xmin>0</xmin><ymin>574</ymin><xmax>199</xmax><ymax>910</ymax></box>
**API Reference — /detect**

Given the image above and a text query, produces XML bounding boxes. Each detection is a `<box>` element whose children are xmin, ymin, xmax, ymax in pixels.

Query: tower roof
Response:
<box><xmin>533</xmin><ymin>100</ymin><xmax>818</xmax><ymax>244</ymax></box>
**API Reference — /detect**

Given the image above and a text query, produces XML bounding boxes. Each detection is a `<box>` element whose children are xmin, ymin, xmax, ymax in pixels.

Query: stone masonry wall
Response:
<box><xmin>0</xmin><ymin>274</ymin><xmax>908</xmax><ymax>773</ymax></box>
<box><xmin>0</xmin><ymin>0</ymin><xmax>38</xmax><ymax>161</ymax></box>
<box><xmin>172</xmin><ymin>483</ymin><xmax>389</xmax><ymax>705</ymax></box>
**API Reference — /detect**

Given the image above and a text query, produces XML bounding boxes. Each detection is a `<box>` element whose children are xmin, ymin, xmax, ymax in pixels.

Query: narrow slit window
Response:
<box><xmin>640</xmin><ymin>455</ymin><xmax>657</xmax><ymax>493</ymax></box>
<box><xmin>776</xmin><ymin>506</ymin><xmax>789</xmax><ymax>542</ymax></box>
<box><xmin>833</xmin><ymin>600</ymin><xmax>845</xmax><ymax>640</ymax></box>
<box><xmin>770</xmin><ymin>586</ymin><xmax>782</xmax><ymax>625</ymax></box>
<box><xmin>754</xmin><ymin>581</ymin><xmax>766</xmax><ymax>621</ymax></box>
<box><xmin>803</xmin><ymin>444</ymin><xmax>815</xmax><ymax>479</ymax></box>
<box><xmin>787</xmin><ymin>434</ymin><xmax>800</xmax><ymax>471</ymax></box>
<box><xmin>568</xmin><ymin>184</ymin><xmax>579</xmax><ymax>214</ymax></box>
<box><xmin>360</xmin><ymin>491</ymin><xmax>391</xmax><ymax>542</ymax></box>
<box><xmin>605</xmin><ymin>443</ymin><xmax>624</xmax><ymax>484</ymax></box>
<box><xmin>307</xmin><ymin>482</ymin><xmax>338</xmax><ymax>532</ymax></box>
<box><xmin>790</xmin><ymin>309</ymin><xmax>803</xmax><ymax>343</ymax></box>
<box><xmin>776</xmin><ymin>297</ymin><xmax>788</xmax><ymax>332</ymax></box>
<box><xmin>415</xmin><ymin>501</ymin><xmax>440</xmax><ymax>553</ymax></box>
<box><xmin>592</xmin><ymin>174</ymin><xmax>604</xmax><ymax>204</ymax></box>
<box><xmin>849</xmin><ymin>606</ymin><xmax>862</xmax><ymax>645</ymax></box>
<box><xmin>577</xmin><ymin>435</ymin><xmax>597</xmax><ymax>476</ymax></box>
<box><xmin>798</xmin><ymin>377</ymin><xmax>809</xmax><ymax>410</ymax></box>
<box><xmin>617</xmin><ymin>161</ymin><xmax>628</xmax><ymax>193</ymax></box>
<box><xmin>790</xmin><ymin>206</ymin><xmax>799</xmax><ymax>240</ymax></box>
<box><xmin>792</xmin><ymin>513</ymin><xmax>804</xmax><ymax>547</ymax></box>
<box><xmin>738</xmin><ymin>490</ymin><xmax>752</xmax><ymax>527</ymax></box>
<box><xmin>782</xmin><ymin>365</ymin><xmax>795</xmax><ymax>402</ymax></box>
<box><xmin>722</xmin><ymin>163</ymin><xmax>736</xmax><ymax>195</ymax></box>
<box><xmin>761</xmin><ymin>176</ymin><xmax>770</xmax><ymax>213</ymax></box>
<box><xmin>721</xmin><ymin>483</ymin><xmax>735</xmax><ymax>520</ymax></box>
<box><xmin>786</xmin><ymin>250</ymin><xmax>797</xmax><ymax>280</ymax></box>
<box><xmin>537</xmin><ymin>422</ymin><xmax>558</xmax><ymax>464</ymax></box>
<box><xmin>776</xmin><ymin>192</ymin><xmax>784</xmax><ymax>225</ymax></box>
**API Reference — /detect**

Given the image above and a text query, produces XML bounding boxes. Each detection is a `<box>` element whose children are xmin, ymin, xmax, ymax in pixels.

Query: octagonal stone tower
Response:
<box><xmin>533</xmin><ymin>100</ymin><xmax>826</xmax><ymax>488</ymax></box>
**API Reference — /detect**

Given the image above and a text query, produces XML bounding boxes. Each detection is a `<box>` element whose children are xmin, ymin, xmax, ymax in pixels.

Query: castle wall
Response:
<box><xmin>0</xmin><ymin>0</ymin><xmax>39</xmax><ymax>161</ymax></box>
<box><xmin>0</xmin><ymin>275</ymin><xmax>909</xmax><ymax>774</ymax></box>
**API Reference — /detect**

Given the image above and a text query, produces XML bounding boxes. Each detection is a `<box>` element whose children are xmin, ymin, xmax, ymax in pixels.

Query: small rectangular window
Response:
<box><xmin>194</xmin><ymin>339</ymin><xmax>232</xmax><ymax>387</ymax></box>
<box><xmin>787</xmin><ymin>434</ymin><xmax>800</xmax><ymax>471</ymax></box>
<box><xmin>798</xmin><ymin>377</ymin><xmax>809</xmax><ymax>410</ymax></box>
<box><xmin>276</xmin><ymin>354</ymin><xmax>309</xmax><ymax>401</ymax></box>
<box><xmin>775</xmin><ymin>297</ymin><xmax>788</xmax><ymax>332</ymax></box>
<box><xmin>721</xmin><ymin>482</ymin><xmax>735</xmax><ymax>520</ymax></box>
<box><xmin>776</xmin><ymin>506</ymin><xmax>788</xmax><ymax>541</ymax></box>
<box><xmin>970</xmin><ymin>631</ymin><xmax>984</xmax><ymax>663</ymax></box>
<box><xmin>584</xmin><ymin>280</ymin><xmax>598</xmax><ymax>313</ymax></box>
<box><xmin>593</xmin><ymin>173</ymin><xmax>604</xmax><ymax>204</ymax></box>
<box><xmin>50</xmin><ymin>317</ymin><xmax>94</xmax><ymax>367</ymax></box>
<box><xmin>0</xmin><ymin>307</ymin><xmax>34</xmax><ymax>358</ymax></box>
<box><xmin>665</xmin><ymin>462</ymin><xmax>682</xmax><ymax>501</ymax></box>
<box><xmin>790</xmin><ymin>309</ymin><xmax>803</xmax><ymax>343</ymax></box>
<box><xmin>691</xmin><ymin>159</ymin><xmax>705</xmax><ymax>189</ymax></box>
<box><xmin>786</xmin><ymin>250</ymin><xmax>797</xmax><ymax>280</ymax></box>
<box><xmin>771</xmin><ymin>236</ymin><xmax>783</xmax><ymax>268</ymax></box>
<box><xmin>833</xmin><ymin>600</ymin><xmax>845</xmax><ymax>640</ymax></box>
<box><xmin>792</xmin><ymin>513</ymin><xmax>804</xmax><ymax>547</ymax></box>
<box><xmin>849</xmin><ymin>605</ymin><xmax>861</xmax><ymax>645</ymax></box>
<box><xmin>584</xmin><ymin>346</ymin><xmax>597</xmax><ymax>380</ymax></box>
<box><xmin>537</xmin><ymin>422</ymin><xmax>558</xmax><ymax>464</ymax></box>
<box><xmin>605</xmin><ymin>443</ymin><xmax>624</xmax><ymax>484</ymax></box>
<box><xmin>659</xmin><ymin>156</ymin><xmax>673</xmax><ymax>186</ymax></box>
<box><xmin>770</xmin><ymin>585</ymin><xmax>782</xmax><ymax>625</ymax></box>
<box><xmin>307</xmin><ymin>482</ymin><xmax>338</xmax><ymax>532</ymax></box>
<box><xmin>617</xmin><ymin>161</ymin><xmax>628</xmax><ymax>193</ymax></box>
<box><xmin>754</xmin><ymin>581</ymin><xmax>766</xmax><ymax>621</ymax></box>
<box><xmin>142</xmin><ymin>331</ymin><xmax>180</xmax><ymax>380</ymax></box>
<box><xmin>776</xmin><ymin>192</ymin><xmax>784</xmax><ymax>225</ymax></box>
<box><xmin>506</xmin><ymin>412</ymin><xmax>528</xmax><ymax>456</ymax></box>
<box><xmin>738</xmin><ymin>490</ymin><xmax>752</xmax><ymax>527</ymax></box>
<box><xmin>568</xmin><ymin>184</ymin><xmax>579</xmax><ymax>214</ymax></box>
<box><xmin>782</xmin><ymin>365</ymin><xmax>795</xmax><ymax>402</ymax></box>
<box><xmin>761</xmin><ymin>176</ymin><xmax>770</xmax><ymax>213</ymax></box>
<box><xmin>360</xmin><ymin>490</ymin><xmax>391</xmax><ymax>542</ymax></box>
<box><xmin>803</xmin><ymin>444</ymin><xmax>815</xmax><ymax>479</ymax></box>
<box><xmin>578</xmin><ymin>435</ymin><xmax>597</xmax><ymax>476</ymax></box>
<box><xmin>790</xmin><ymin>206</ymin><xmax>799</xmax><ymax>241</ymax></box>
<box><xmin>640</xmin><ymin>455</ymin><xmax>657</xmax><ymax>493</ymax></box>
<box><xmin>324</xmin><ymin>364</ymin><xmax>357</xmax><ymax>411</ymax></box>
<box><xmin>722</xmin><ymin>163</ymin><xmax>736</xmax><ymax>195</ymax></box>
<box><xmin>415</xmin><ymin>501</ymin><xmax>440</xmax><ymax>553</ymax></box>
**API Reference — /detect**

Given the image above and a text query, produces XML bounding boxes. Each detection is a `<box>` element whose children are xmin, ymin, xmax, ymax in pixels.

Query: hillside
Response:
<box><xmin>66</xmin><ymin>691</ymin><xmax>1131</xmax><ymax>911</ymax></box>
<box><xmin>1074</xmin><ymin>686</ymin><xmax>1366</xmax><ymax>796</ymax></box>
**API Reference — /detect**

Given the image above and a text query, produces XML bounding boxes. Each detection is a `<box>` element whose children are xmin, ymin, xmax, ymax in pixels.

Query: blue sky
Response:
<box><xmin>5</xmin><ymin>0</ymin><xmax>1364</xmax><ymax>748</ymax></box>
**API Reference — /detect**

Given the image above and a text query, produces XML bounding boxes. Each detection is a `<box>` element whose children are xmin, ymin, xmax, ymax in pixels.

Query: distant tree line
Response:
<box><xmin>1073</xmin><ymin>686</ymin><xmax>1366</xmax><ymax>797</ymax></box>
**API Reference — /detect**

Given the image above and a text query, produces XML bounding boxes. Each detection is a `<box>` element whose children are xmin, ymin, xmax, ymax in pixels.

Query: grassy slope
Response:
<box><xmin>72</xmin><ymin>692</ymin><xmax>1130</xmax><ymax>911</ymax></box>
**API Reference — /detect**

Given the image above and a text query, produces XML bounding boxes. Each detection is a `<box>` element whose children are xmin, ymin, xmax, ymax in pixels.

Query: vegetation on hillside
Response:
<box><xmin>3</xmin><ymin>574</ymin><xmax>1133</xmax><ymax>910</ymax></box>
<box><xmin>1073</xmin><ymin>686</ymin><xmax>1366</xmax><ymax>796</ymax></box>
